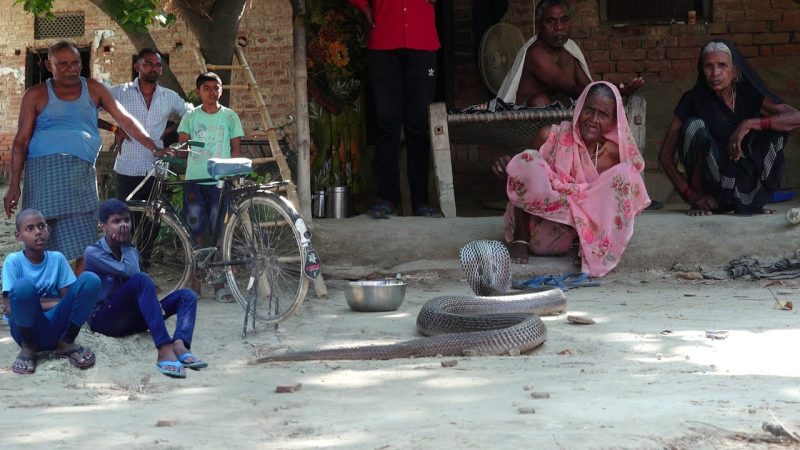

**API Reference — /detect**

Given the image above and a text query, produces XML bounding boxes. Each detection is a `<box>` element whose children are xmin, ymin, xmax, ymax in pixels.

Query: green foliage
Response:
<box><xmin>101</xmin><ymin>0</ymin><xmax>176</xmax><ymax>33</ymax></box>
<box><xmin>14</xmin><ymin>0</ymin><xmax>55</xmax><ymax>17</ymax></box>
<box><xmin>15</xmin><ymin>0</ymin><xmax>175</xmax><ymax>33</ymax></box>
<box><xmin>248</xmin><ymin>171</ymin><xmax>274</xmax><ymax>184</ymax></box>
<box><xmin>186</xmin><ymin>90</ymin><xmax>201</xmax><ymax>106</ymax></box>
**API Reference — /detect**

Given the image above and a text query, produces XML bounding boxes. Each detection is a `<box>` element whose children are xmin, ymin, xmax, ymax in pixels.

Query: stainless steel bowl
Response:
<box><xmin>345</xmin><ymin>280</ymin><xmax>406</xmax><ymax>312</ymax></box>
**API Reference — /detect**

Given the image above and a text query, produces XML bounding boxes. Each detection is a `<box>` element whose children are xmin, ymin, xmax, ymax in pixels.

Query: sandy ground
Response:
<box><xmin>3</xmin><ymin>204</ymin><xmax>800</xmax><ymax>448</ymax></box>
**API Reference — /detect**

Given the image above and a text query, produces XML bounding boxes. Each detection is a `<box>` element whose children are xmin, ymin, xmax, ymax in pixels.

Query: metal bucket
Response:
<box><xmin>326</xmin><ymin>186</ymin><xmax>349</xmax><ymax>219</ymax></box>
<box><xmin>311</xmin><ymin>190</ymin><xmax>326</xmax><ymax>218</ymax></box>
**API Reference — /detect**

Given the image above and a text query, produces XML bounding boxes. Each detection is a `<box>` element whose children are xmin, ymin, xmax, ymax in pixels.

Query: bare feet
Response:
<box><xmin>11</xmin><ymin>348</ymin><xmax>36</xmax><ymax>375</ymax></box>
<box><xmin>509</xmin><ymin>241</ymin><xmax>529</xmax><ymax>264</ymax></box>
<box><xmin>759</xmin><ymin>207</ymin><xmax>776</xmax><ymax>214</ymax></box>
<box><xmin>687</xmin><ymin>208</ymin><xmax>713</xmax><ymax>216</ymax></box>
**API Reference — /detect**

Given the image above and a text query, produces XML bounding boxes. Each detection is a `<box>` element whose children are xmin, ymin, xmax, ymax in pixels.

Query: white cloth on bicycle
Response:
<box><xmin>110</xmin><ymin>78</ymin><xmax>193</xmax><ymax>177</ymax></box>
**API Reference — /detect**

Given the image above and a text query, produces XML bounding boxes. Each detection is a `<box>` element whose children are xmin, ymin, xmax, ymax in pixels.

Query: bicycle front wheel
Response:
<box><xmin>127</xmin><ymin>202</ymin><xmax>193</xmax><ymax>296</ymax></box>
<box><xmin>221</xmin><ymin>193</ymin><xmax>308</xmax><ymax>324</ymax></box>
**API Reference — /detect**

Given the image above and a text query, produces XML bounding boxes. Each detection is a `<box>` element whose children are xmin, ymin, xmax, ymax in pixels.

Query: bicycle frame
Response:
<box><xmin>125</xmin><ymin>158</ymin><xmax>319</xmax><ymax>280</ymax></box>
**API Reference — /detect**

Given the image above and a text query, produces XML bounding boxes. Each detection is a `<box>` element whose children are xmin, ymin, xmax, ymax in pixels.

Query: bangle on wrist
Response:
<box><xmin>760</xmin><ymin>116</ymin><xmax>772</xmax><ymax>130</ymax></box>
<box><xmin>681</xmin><ymin>185</ymin><xmax>694</xmax><ymax>200</ymax></box>
<box><xmin>110</xmin><ymin>124</ymin><xmax>118</xmax><ymax>133</ymax></box>
<box><xmin>511</xmin><ymin>240</ymin><xmax>528</xmax><ymax>245</ymax></box>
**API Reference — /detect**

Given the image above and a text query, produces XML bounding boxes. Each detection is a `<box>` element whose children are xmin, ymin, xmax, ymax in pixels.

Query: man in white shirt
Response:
<box><xmin>106</xmin><ymin>48</ymin><xmax>193</xmax><ymax>197</ymax></box>
<box><xmin>102</xmin><ymin>48</ymin><xmax>193</xmax><ymax>270</ymax></box>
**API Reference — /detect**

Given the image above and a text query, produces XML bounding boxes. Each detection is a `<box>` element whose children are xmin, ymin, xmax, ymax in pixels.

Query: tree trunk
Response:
<box><xmin>175</xmin><ymin>0</ymin><xmax>249</xmax><ymax>106</ymax></box>
<box><xmin>86</xmin><ymin>0</ymin><xmax>185</xmax><ymax>97</ymax></box>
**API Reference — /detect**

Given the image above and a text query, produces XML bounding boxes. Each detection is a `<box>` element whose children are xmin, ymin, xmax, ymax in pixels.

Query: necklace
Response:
<box><xmin>593</xmin><ymin>142</ymin><xmax>600</xmax><ymax>169</ymax></box>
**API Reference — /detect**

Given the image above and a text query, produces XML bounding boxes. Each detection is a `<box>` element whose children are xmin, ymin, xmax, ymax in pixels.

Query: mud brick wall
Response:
<box><xmin>451</xmin><ymin>0</ymin><xmax>800</xmax><ymax>203</ymax></box>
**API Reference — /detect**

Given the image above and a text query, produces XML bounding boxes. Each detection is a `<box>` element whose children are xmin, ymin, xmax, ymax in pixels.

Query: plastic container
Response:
<box><xmin>326</xmin><ymin>186</ymin><xmax>349</xmax><ymax>219</ymax></box>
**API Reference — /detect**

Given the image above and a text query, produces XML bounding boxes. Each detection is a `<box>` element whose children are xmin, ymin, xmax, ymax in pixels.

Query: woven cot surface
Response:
<box><xmin>447</xmin><ymin>108</ymin><xmax>573</xmax><ymax>151</ymax></box>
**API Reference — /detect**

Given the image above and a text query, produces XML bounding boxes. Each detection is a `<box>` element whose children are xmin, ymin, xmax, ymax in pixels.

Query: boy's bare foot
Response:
<box><xmin>11</xmin><ymin>349</ymin><xmax>36</xmax><ymax>375</ymax></box>
<box><xmin>509</xmin><ymin>241</ymin><xmax>529</xmax><ymax>264</ymax></box>
<box><xmin>759</xmin><ymin>207</ymin><xmax>776</xmax><ymax>214</ymax></box>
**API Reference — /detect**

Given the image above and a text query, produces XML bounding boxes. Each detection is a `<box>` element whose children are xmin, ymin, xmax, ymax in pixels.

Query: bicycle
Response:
<box><xmin>124</xmin><ymin>141</ymin><xmax>321</xmax><ymax>336</ymax></box>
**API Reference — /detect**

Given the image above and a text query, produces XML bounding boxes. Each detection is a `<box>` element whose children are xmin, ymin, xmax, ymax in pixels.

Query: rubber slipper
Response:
<box><xmin>368</xmin><ymin>201</ymin><xmax>395</xmax><ymax>219</ymax></box>
<box><xmin>512</xmin><ymin>275</ymin><xmax>560</xmax><ymax>290</ymax></box>
<box><xmin>512</xmin><ymin>272</ymin><xmax>599</xmax><ymax>291</ymax></box>
<box><xmin>156</xmin><ymin>360</ymin><xmax>186</xmax><ymax>378</ymax></box>
<box><xmin>177</xmin><ymin>352</ymin><xmax>208</xmax><ymax>370</ymax></box>
<box><xmin>11</xmin><ymin>354</ymin><xmax>36</xmax><ymax>375</ymax></box>
<box><xmin>556</xmin><ymin>272</ymin><xmax>600</xmax><ymax>291</ymax></box>
<box><xmin>55</xmin><ymin>345</ymin><xmax>96</xmax><ymax>370</ymax></box>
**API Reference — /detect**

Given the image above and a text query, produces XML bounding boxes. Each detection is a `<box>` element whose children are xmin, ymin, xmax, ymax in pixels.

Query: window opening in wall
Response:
<box><xmin>34</xmin><ymin>13</ymin><xmax>86</xmax><ymax>39</ymax></box>
<box><xmin>600</xmin><ymin>0</ymin><xmax>711</xmax><ymax>24</ymax></box>
<box><xmin>25</xmin><ymin>47</ymin><xmax>91</xmax><ymax>89</ymax></box>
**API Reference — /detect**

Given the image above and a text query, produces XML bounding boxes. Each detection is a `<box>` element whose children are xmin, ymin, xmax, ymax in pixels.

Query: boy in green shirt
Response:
<box><xmin>177</xmin><ymin>72</ymin><xmax>245</xmax><ymax>298</ymax></box>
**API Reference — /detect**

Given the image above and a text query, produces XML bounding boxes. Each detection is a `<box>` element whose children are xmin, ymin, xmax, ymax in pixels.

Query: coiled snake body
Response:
<box><xmin>252</xmin><ymin>240</ymin><xmax>567</xmax><ymax>363</ymax></box>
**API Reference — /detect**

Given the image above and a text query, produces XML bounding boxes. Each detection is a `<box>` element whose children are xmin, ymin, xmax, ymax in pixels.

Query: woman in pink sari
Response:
<box><xmin>504</xmin><ymin>81</ymin><xmax>650</xmax><ymax>277</ymax></box>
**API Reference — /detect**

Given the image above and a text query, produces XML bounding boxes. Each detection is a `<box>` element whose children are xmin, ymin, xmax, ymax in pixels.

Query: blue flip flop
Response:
<box><xmin>156</xmin><ymin>360</ymin><xmax>186</xmax><ymax>378</ymax></box>
<box><xmin>512</xmin><ymin>274</ymin><xmax>561</xmax><ymax>290</ymax></box>
<box><xmin>178</xmin><ymin>352</ymin><xmax>208</xmax><ymax>370</ymax></box>
<box><xmin>512</xmin><ymin>272</ymin><xmax>600</xmax><ymax>291</ymax></box>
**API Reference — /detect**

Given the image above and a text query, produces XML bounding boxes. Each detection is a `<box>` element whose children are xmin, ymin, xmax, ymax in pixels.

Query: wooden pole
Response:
<box><xmin>292</xmin><ymin>12</ymin><xmax>313</xmax><ymax>224</ymax></box>
<box><xmin>290</xmin><ymin>1</ymin><xmax>328</xmax><ymax>298</ymax></box>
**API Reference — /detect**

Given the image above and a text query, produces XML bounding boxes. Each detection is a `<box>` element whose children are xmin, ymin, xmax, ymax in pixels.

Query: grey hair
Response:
<box><xmin>701</xmin><ymin>41</ymin><xmax>732</xmax><ymax>58</ymax></box>
<box><xmin>534</xmin><ymin>0</ymin><xmax>573</xmax><ymax>23</ymax></box>
<box><xmin>48</xmin><ymin>41</ymin><xmax>78</xmax><ymax>59</ymax></box>
<box><xmin>587</xmin><ymin>83</ymin><xmax>616</xmax><ymax>102</ymax></box>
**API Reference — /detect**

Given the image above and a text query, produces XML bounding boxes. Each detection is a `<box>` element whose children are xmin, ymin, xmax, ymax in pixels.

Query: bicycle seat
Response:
<box><xmin>208</xmin><ymin>157</ymin><xmax>253</xmax><ymax>179</ymax></box>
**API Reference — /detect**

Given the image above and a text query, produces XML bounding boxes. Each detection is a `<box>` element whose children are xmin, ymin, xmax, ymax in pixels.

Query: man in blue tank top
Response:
<box><xmin>3</xmin><ymin>41</ymin><xmax>173</xmax><ymax>274</ymax></box>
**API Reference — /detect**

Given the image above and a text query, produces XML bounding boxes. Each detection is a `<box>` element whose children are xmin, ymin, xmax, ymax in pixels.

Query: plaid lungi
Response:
<box><xmin>21</xmin><ymin>154</ymin><xmax>99</xmax><ymax>260</ymax></box>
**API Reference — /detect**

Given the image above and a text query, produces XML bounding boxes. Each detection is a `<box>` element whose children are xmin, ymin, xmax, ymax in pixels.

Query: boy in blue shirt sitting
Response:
<box><xmin>2</xmin><ymin>209</ymin><xmax>99</xmax><ymax>375</ymax></box>
<box><xmin>84</xmin><ymin>199</ymin><xmax>206</xmax><ymax>378</ymax></box>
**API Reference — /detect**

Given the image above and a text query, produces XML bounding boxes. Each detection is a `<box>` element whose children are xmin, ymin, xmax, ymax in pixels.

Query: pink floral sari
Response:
<box><xmin>504</xmin><ymin>81</ymin><xmax>651</xmax><ymax>277</ymax></box>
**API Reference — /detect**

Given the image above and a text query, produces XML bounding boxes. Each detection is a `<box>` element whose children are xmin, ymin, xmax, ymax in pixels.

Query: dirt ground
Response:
<box><xmin>2</xmin><ymin>204</ymin><xmax>800</xmax><ymax>449</ymax></box>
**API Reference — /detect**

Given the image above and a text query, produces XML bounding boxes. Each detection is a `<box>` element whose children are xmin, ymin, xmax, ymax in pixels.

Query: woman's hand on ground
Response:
<box><xmin>689</xmin><ymin>193</ymin><xmax>717</xmax><ymax>212</ymax></box>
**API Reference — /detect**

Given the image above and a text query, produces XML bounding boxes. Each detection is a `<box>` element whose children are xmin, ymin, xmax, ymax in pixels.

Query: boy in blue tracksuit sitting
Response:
<box><xmin>84</xmin><ymin>198</ymin><xmax>207</xmax><ymax>378</ymax></box>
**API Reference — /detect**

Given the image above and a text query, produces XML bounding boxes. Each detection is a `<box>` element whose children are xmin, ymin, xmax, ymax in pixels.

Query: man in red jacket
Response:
<box><xmin>350</xmin><ymin>0</ymin><xmax>441</xmax><ymax>218</ymax></box>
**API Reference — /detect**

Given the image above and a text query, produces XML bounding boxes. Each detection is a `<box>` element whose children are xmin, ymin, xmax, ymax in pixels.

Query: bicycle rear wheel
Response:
<box><xmin>127</xmin><ymin>202</ymin><xmax>193</xmax><ymax>296</ymax></box>
<box><xmin>221</xmin><ymin>193</ymin><xmax>308</xmax><ymax>324</ymax></box>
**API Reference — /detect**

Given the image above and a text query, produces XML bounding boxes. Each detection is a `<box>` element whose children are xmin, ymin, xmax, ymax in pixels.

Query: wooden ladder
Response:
<box><xmin>194</xmin><ymin>45</ymin><xmax>328</xmax><ymax>298</ymax></box>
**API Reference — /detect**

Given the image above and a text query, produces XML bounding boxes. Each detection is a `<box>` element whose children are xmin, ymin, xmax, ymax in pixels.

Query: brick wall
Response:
<box><xmin>451</xmin><ymin>0</ymin><xmax>800</xmax><ymax>204</ymax></box>
<box><xmin>0</xmin><ymin>0</ymin><xmax>295</xmax><ymax>175</ymax></box>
